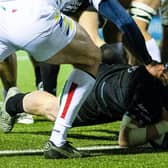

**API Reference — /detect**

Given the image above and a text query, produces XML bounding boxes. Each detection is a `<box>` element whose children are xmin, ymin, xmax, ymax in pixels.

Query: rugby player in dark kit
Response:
<box><xmin>0</xmin><ymin>0</ymin><xmax>166</xmax><ymax>159</ymax></box>
<box><xmin>74</xmin><ymin>62</ymin><xmax>168</xmax><ymax>149</ymax></box>
<box><xmin>2</xmin><ymin>62</ymin><xmax>168</xmax><ymax>150</ymax></box>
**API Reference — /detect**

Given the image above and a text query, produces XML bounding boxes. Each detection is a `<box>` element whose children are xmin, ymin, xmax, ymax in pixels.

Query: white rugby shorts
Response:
<box><xmin>0</xmin><ymin>0</ymin><xmax>77</xmax><ymax>62</ymax></box>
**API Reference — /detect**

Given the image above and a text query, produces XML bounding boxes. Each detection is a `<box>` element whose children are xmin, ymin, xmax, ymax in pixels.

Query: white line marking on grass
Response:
<box><xmin>0</xmin><ymin>149</ymin><xmax>44</xmax><ymax>156</ymax></box>
<box><xmin>78</xmin><ymin>145</ymin><xmax>126</xmax><ymax>151</ymax></box>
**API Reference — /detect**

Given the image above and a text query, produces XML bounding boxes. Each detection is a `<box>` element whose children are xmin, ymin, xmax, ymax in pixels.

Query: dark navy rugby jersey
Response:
<box><xmin>74</xmin><ymin>64</ymin><xmax>168</xmax><ymax>127</ymax></box>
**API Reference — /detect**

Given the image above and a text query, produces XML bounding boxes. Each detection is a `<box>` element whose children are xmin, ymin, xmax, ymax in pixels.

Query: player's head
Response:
<box><xmin>126</xmin><ymin>65</ymin><xmax>166</xmax><ymax>126</ymax></box>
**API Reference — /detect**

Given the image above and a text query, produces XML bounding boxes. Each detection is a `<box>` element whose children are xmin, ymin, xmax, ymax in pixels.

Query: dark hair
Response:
<box><xmin>126</xmin><ymin>66</ymin><xmax>164</xmax><ymax>126</ymax></box>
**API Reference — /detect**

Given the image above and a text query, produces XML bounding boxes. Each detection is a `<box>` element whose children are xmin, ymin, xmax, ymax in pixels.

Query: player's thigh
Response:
<box><xmin>46</xmin><ymin>24</ymin><xmax>101</xmax><ymax>66</ymax></box>
<box><xmin>25</xmin><ymin>13</ymin><xmax>101</xmax><ymax>66</ymax></box>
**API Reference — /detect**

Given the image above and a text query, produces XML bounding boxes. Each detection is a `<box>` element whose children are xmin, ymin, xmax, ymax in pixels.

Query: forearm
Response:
<box><xmin>93</xmin><ymin>0</ymin><xmax>152</xmax><ymax>64</ymax></box>
<box><xmin>119</xmin><ymin>115</ymin><xmax>168</xmax><ymax>147</ymax></box>
<box><xmin>119</xmin><ymin>115</ymin><xmax>147</xmax><ymax>146</ymax></box>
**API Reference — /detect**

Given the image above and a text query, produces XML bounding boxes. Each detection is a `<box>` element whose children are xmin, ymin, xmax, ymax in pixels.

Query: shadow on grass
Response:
<box><xmin>7</xmin><ymin>131</ymin><xmax>168</xmax><ymax>157</ymax></box>
<box><xmin>69</xmin><ymin>133</ymin><xmax>118</xmax><ymax>141</ymax></box>
<box><xmin>0</xmin><ymin>146</ymin><xmax>168</xmax><ymax>158</ymax></box>
<box><xmin>9</xmin><ymin>131</ymin><xmax>50</xmax><ymax>136</ymax></box>
<box><xmin>80</xmin><ymin>146</ymin><xmax>168</xmax><ymax>157</ymax></box>
<box><xmin>11</xmin><ymin>130</ymin><xmax>118</xmax><ymax>141</ymax></box>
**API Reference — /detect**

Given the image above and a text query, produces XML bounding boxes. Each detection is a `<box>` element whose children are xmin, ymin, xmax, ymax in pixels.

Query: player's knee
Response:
<box><xmin>43</xmin><ymin>99</ymin><xmax>58</xmax><ymax>121</ymax></box>
<box><xmin>47</xmin><ymin>112</ymin><xmax>56</xmax><ymax>122</ymax></box>
<box><xmin>47</xmin><ymin>110</ymin><xmax>57</xmax><ymax>121</ymax></box>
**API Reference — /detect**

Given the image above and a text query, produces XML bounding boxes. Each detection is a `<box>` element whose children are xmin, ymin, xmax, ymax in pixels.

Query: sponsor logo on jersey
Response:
<box><xmin>127</xmin><ymin>66</ymin><xmax>139</xmax><ymax>73</ymax></box>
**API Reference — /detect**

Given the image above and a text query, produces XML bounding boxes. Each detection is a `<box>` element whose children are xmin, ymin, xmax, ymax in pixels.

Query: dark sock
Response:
<box><xmin>34</xmin><ymin>66</ymin><xmax>42</xmax><ymax>88</ymax></box>
<box><xmin>40</xmin><ymin>63</ymin><xmax>60</xmax><ymax>95</ymax></box>
<box><xmin>100</xmin><ymin>43</ymin><xmax>127</xmax><ymax>64</ymax></box>
<box><xmin>6</xmin><ymin>93</ymin><xmax>26</xmax><ymax>117</ymax></box>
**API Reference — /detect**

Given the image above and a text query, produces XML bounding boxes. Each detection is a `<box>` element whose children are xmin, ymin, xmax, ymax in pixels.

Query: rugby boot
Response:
<box><xmin>44</xmin><ymin>141</ymin><xmax>83</xmax><ymax>159</ymax></box>
<box><xmin>0</xmin><ymin>87</ymin><xmax>20</xmax><ymax>133</ymax></box>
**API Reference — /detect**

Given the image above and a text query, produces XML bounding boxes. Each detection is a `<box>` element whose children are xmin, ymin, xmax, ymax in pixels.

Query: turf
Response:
<box><xmin>0</xmin><ymin>51</ymin><xmax>168</xmax><ymax>167</ymax></box>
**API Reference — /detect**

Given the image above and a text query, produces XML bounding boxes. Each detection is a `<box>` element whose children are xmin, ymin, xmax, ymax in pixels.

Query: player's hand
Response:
<box><xmin>145</xmin><ymin>63</ymin><xmax>165</xmax><ymax>79</ymax></box>
<box><xmin>160</xmin><ymin>71</ymin><xmax>168</xmax><ymax>86</ymax></box>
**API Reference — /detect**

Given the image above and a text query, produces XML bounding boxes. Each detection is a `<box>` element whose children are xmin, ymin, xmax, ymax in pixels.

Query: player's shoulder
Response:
<box><xmin>99</xmin><ymin>63</ymin><xmax>132</xmax><ymax>73</ymax></box>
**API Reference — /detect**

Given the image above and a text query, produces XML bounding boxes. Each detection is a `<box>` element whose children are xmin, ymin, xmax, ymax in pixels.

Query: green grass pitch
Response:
<box><xmin>0</xmin><ymin>51</ymin><xmax>168</xmax><ymax>168</ymax></box>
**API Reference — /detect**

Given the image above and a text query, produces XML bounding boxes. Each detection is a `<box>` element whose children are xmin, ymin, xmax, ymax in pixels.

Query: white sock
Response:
<box><xmin>50</xmin><ymin>68</ymin><xmax>95</xmax><ymax>147</ymax></box>
<box><xmin>145</xmin><ymin>38</ymin><xmax>161</xmax><ymax>62</ymax></box>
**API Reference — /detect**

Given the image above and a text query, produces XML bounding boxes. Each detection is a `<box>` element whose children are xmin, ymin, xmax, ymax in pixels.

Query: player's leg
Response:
<box><xmin>0</xmin><ymin>55</ymin><xmax>34</xmax><ymax>125</ymax></box>
<box><xmin>129</xmin><ymin>0</ymin><xmax>161</xmax><ymax>62</ymax></box>
<box><xmin>43</xmin><ymin>26</ymin><xmax>100</xmax><ymax>159</ymax></box>
<box><xmin>5</xmin><ymin>88</ymin><xmax>58</xmax><ymax>122</ymax></box>
<box><xmin>22</xmin><ymin>11</ymin><xmax>100</xmax><ymax>158</ymax></box>
<box><xmin>0</xmin><ymin>54</ymin><xmax>17</xmax><ymax>97</ymax></box>
<box><xmin>30</xmin><ymin>57</ymin><xmax>60</xmax><ymax>95</ymax></box>
<box><xmin>0</xmin><ymin>56</ymin><xmax>34</xmax><ymax>125</ymax></box>
<box><xmin>100</xmin><ymin>0</ymin><xmax>139</xmax><ymax>64</ymax></box>
<box><xmin>0</xmin><ymin>87</ymin><xmax>58</xmax><ymax>133</ymax></box>
<box><xmin>0</xmin><ymin>3</ymin><xmax>100</xmax><ymax>157</ymax></box>
<box><xmin>79</xmin><ymin>6</ymin><xmax>127</xmax><ymax>64</ymax></box>
<box><xmin>78</xmin><ymin>7</ymin><xmax>105</xmax><ymax>47</ymax></box>
<box><xmin>29</xmin><ymin>57</ymin><xmax>43</xmax><ymax>90</ymax></box>
<box><xmin>101</xmin><ymin>0</ymin><xmax>132</xmax><ymax>64</ymax></box>
<box><xmin>40</xmin><ymin>63</ymin><xmax>60</xmax><ymax>95</ymax></box>
<box><xmin>102</xmin><ymin>20</ymin><xmax>128</xmax><ymax>64</ymax></box>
